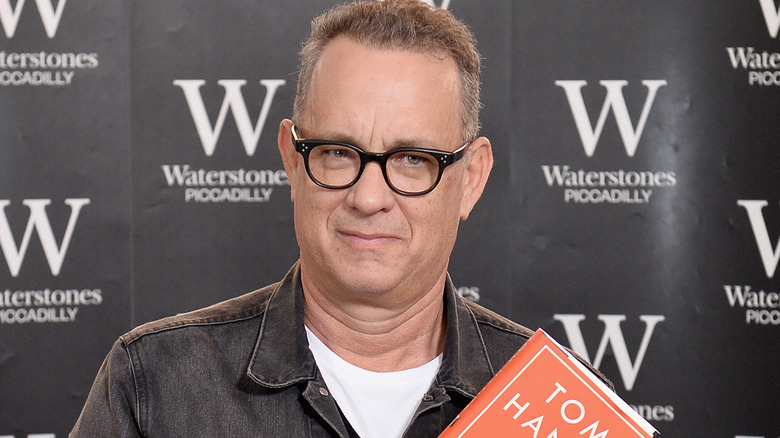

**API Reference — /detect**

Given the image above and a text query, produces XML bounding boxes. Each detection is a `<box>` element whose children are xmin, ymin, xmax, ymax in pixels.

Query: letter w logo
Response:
<box><xmin>173</xmin><ymin>79</ymin><xmax>285</xmax><ymax>157</ymax></box>
<box><xmin>0</xmin><ymin>198</ymin><xmax>89</xmax><ymax>277</ymax></box>
<box><xmin>759</xmin><ymin>0</ymin><xmax>780</xmax><ymax>38</ymax></box>
<box><xmin>0</xmin><ymin>0</ymin><xmax>67</xmax><ymax>38</ymax></box>
<box><xmin>555</xmin><ymin>80</ymin><xmax>667</xmax><ymax>157</ymax></box>
<box><xmin>737</xmin><ymin>200</ymin><xmax>780</xmax><ymax>278</ymax></box>
<box><xmin>553</xmin><ymin>314</ymin><xmax>665</xmax><ymax>391</ymax></box>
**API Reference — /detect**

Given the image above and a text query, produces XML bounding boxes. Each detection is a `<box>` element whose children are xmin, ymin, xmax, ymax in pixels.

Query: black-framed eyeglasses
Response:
<box><xmin>291</xmin><ymin>124</ymin><xmax>469</xmax><ymax>196</ymax></box>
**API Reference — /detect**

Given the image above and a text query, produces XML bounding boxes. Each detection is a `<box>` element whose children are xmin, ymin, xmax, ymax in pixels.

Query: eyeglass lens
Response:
<box><xmin>307</xmin><ymin>144</ymin><xmax>440</xmax><ymax>194</ymax></box>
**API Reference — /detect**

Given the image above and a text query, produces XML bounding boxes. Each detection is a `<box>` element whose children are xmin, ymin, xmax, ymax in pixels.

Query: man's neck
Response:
<box><xmin>302</xmin><ymin>273</ymin><xmax>447</xmax><ymax>372</ymax></box>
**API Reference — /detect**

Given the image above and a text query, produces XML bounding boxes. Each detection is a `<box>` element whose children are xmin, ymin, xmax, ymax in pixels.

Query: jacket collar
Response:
<box><xmin>247</xmin><ymin>263</ymin><xmax>317</xmax><ymax>387</ymax></box>
<box><xmin>437</xmin><ymin>277</ymin><xmax>496</xmax><ymax>398</ymax></box>
<box><xmin>247</xmin><ymin>262</ymin><xmax>493</xmax><ymax>398</ymax></box>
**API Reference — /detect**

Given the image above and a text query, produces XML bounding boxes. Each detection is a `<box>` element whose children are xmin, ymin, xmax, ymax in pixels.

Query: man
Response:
<box><xmin>72</xmin><ymin>1</ymin><xmax>554</xmax><ymax>436</ymax></box>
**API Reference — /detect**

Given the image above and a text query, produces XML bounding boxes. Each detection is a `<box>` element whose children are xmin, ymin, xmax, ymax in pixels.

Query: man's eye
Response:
<box><xmin>402</xmin><ymin>154</ymin><xmax>423</xmax><ymax>165</ymax></box>
<box><xmin>394</xmin><ymin>152</ymin><xmax>435</xmax><ymax>168</ymax></box>
<box><xmin>323</xmin><ymin>147</ymin><xmax>353</xmax><ymax>159</ymax></box>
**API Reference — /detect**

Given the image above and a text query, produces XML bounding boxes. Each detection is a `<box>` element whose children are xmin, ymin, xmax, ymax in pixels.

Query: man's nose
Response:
<box><xmin>345</xmin><ymin>162</ymin><xmax>396</xmax><ymax>214</ymax></box>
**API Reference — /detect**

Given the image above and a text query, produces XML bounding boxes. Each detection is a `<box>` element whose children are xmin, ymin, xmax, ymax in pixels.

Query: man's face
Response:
<box><xmin>280</xmin><ymin>37</ymin><xmax>487</xmax><ymax>305</ymax></box>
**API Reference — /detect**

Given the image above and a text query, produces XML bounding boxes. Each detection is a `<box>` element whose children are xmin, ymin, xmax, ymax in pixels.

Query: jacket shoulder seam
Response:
<box><xmin>120</xmin><ymin>286</ymin><xmax>276</xmax><ymax>345</ymax></box>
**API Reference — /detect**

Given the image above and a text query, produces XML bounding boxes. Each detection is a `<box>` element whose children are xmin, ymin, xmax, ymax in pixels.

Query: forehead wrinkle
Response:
<box><xmin>313</xmin><ymin>119</ymin><xmax>443</xmax><ymax>152</ymax></box>
<box><xmin>321</xmin><ymin>130</ymin><xmax>444</xmax><ymax>152</ymax></box>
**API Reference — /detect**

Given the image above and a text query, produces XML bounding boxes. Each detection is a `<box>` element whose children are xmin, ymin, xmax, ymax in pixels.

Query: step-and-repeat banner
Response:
<box><xmin>1</xmin><ymin>1</ymin><xmax>778</xmax><ymax>436</ymax></box>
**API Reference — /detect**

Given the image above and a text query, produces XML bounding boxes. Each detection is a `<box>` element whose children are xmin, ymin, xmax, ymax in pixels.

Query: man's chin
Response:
<box><xmin>342</xmin><ymin>273</ymin><xmax>398</xmax><ymax>294</ymax></box>
<box><xmin>332</xmin><ymin>266</ymin><xmax>405</xmax><ymax>296</ymax></box>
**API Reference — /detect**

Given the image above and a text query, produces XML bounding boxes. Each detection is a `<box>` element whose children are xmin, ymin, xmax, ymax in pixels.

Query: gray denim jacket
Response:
<box><xmin>71</xmin><ymin>262</ymin><xmax>546</xmax><ymax>437</ymax></box>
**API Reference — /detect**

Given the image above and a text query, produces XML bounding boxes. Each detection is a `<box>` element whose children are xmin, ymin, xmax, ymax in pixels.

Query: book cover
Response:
<box><xmin>439</xmin><ymin>329</ymin><xmax>659</xmax><ymax>437</ymax></box>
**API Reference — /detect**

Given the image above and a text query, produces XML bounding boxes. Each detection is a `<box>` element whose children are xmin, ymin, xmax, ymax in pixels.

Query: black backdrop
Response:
<box><xmin>1</xmin><ymin>1</ymin><xmax>778</xmax><ymax>436</ymax></box>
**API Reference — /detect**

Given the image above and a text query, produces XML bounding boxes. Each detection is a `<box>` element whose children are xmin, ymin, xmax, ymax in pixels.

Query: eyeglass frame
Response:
<box><xmin>290</xmin><ymin>124</ymin><xmax>470</xmax><ymax>196</ymax></box>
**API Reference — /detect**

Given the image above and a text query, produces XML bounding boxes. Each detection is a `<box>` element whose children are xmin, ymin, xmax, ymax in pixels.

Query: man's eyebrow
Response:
<box><xmin>317</xmin><ymin>131</ymin><xmax>361</xmax><ymax>145</ymax></box>
<box><xmin>314</xmin><ymin>130</ymin><xmax>439</xmax><ymax>150</ymax></box>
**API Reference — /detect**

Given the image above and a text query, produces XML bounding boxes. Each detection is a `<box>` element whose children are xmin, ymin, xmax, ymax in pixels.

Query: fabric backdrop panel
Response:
<box><xmin>511</xmin><ymin>1</ymin><xmax>779</xmax><ymax>436</ymax></box>
<box><xmin>127</xmin><ymin>0</ymin><xmax>326</xmax><ymax>325</ymax></box>
<box><xmin>0</xmin><ymin>1</ymin><xmax>777</xmax><ymax>436</ymax></box>
<box><xmin>444</xmin><ymin>0</ymin><xmax>516</xmax><ymax>337</ymax></box>
<box><xmin>0</xmin><ymin>0</ymin><xmax>132</xmax><ymax>435</ymax></box>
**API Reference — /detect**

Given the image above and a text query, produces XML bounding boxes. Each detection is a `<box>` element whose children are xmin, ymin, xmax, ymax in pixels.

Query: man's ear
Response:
<box><xmin>459</xmin><ymin>136</ymin><xmax>493</xmax><ymax>220</ymax></box>
<box><xmin>278</xmin><ymin>119</ymin><xmax>301</xmax><ymax>202</ymax></box>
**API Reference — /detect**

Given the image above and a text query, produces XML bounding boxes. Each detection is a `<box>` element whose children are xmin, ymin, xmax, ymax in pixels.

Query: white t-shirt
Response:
<box><xmin>306</xmin><ymin>326</ymin><xmax>442</xmax><ymax>438</ymax></box>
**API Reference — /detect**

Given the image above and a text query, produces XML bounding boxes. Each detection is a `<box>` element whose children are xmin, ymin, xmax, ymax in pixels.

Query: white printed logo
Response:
<box><xmin>759</xmin><ymin>0</ymin><xmax>780</xmax><ymax>38</ymax></box>
<box><xmin>0</xmin><ymin>198</ymin><xmax>89</xmax><ymax>277</ymax></box>
<box><xmin>555</xmin><ymin>80</ymin><xmax>667</xmax><ymax>157</ymax></box>
<box><xmin>738</xmin><ymin>200</ymin><xmax>780</xmax><ymax>278</ymax></box>
<box><xmin>553</xmin><ymin>314</ymin><xmax>665</xmax><ymax>391</ymax></box>
<box><xmin>0</xmin><ymin>0</ymin><xmax>67</xmax><ymax>38</ymax></box>
<box><xmin>173</xmin><ymin>79</ymin><xmax>286</xmax><ymax>156</ymax></box>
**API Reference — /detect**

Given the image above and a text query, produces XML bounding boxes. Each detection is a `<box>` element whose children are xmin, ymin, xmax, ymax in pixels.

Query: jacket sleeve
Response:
<box><xmin>70</xmin><ymin>339</ymin><xmax>144</xmax><ymax>437</ymax></box>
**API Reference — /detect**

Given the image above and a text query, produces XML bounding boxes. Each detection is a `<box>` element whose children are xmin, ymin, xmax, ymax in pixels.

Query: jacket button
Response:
<box><xmin>422</xmin><ymin>394</ymin><xmax>433</xmax><ymax>402</ymax></box>
<box><xmin>319</xmin><ymin>387</ymin><xmax>329</xmax><ymax>397</ymax></box>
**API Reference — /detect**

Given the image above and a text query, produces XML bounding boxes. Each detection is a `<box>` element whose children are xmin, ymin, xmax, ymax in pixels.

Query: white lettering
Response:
<box><xmin>749</xmin><ymin>70</ymin><xmax>780</xmax><ymax>85</ymax></box>
<box><xmin>503</xmin><ymin>393</ymin><xmax>530</xmax><ymax>420</ymax></box>
<box><xmin>759</xmin><ymin>0</ymin><xmax>780</xmax><ymax>38</ymax></box>
<box><xmin>553</xmin><ymin>314</ymin><xmax>664</xmax><ymax>391</ymax></box>
<box><xmin>727</xmin><ymin>47</ymin><xmax>754</xmax><ymax>69</ymax></box>
<box><xmin>563</xmin><ymin>188</ymin><xmax>652</xmax><ymax>204</ymax></box>
<box><xmin>0</xmin><ymin>198</ymin><xmax>89</xmax><ymax>277</ymax></box>
<box><xmin>520</xmin><ymin>416</ymin><xmax>544</xmax><ymax>436</ymax></box>
<box><xmin>541</xmin><ymin>166</ymin><xmax>676</xmax><ymax>189</ymax></box>
<box><xmin>0</xmin><ymin>0</ymin><xmax>67</xmax><ymax>38</ymax></box>
<box><xmin>173</xmin><ymin>79</ymin><xmax>285</xmax><ymax>156</ymax></box>
<box><xmin>183</xmin><ymin>187</ymin><xmax>273</xmax><ymax>203</ymax></box>
<box><xmin>737</xmin><ymin>200</ymin><xmax>780</xmax><ymax>278</ymax></box>
<box><xmin>161</xmin><ymin>165</ymin><xmax>288</xmax><ymax>187</ymax></box>
<box><xmin>579</xmin><ymin>421</ymin><xmax>610</xmax><ymax>438</ymax></box>
<box><xmin>746</xmin><ymin>309</ymin><xmax>780</xmax><ymax>325</ymax></box>
<box><xmin>725</xmin><ymin>285</ymin><xmax>750</xmax><ymax>307</ymax></box>
<box><xmin>555</xmin><ymin>80</ymin><xmax>666</xmax><ymax>157</ymax></box>
<box><xmin>631</xmin><ymin>404</ymin><xmax>675</xmax><ymax>421</ymax></box>
<box><xmin>545</xmin><ymin>382</ymin><xmax>567</xmax><ymax>403</ymax></box>
<box><xmin>0</xmin><ymin>307</ymin><xmax>78</xmax><ymax>323</ymax></box>
<box><xmin>560</xmin><ymin>399</ymin><xmax>585</xmax><ymax>424</ymax></box>
<box><xmin>0</xmin><ymin>70</ymin><xmax>75</xmax><ymax>86</ymax></box>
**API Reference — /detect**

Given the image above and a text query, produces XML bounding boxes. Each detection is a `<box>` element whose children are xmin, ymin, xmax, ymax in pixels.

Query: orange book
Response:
<box><xmin>440</xmin><ymin>329</ymin><xmax>659</xmax><ymax>437</ymax></box>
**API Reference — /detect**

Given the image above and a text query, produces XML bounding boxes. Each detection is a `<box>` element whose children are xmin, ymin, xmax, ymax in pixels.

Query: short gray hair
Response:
<box><xmin>293</xmin><ymin>0</ymin><xmax>482</xmax><ymax>142</ymax></box>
